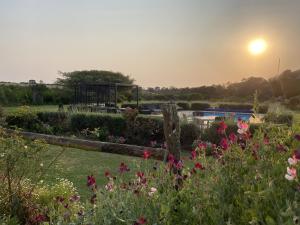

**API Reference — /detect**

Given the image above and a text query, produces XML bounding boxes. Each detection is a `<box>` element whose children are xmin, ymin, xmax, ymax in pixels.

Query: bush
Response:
<box><xmin>285</xmin><ymin>95</ymin><xmax>300</xmax><ymax>110</ymax></box>
<box><xmin>257</xmin><ymin>104</ymin><xmax>269</xmax><ymax>113</ymax></box>
<box><xmin>177</xmin><ymin>102</ymin><xmax>190</xmax><ymax>110</ymax></box>
<box><xmin>180</xmin><ymin>123</ymin><xmax>201</xmax><ymax>148</ymax></box>
<box><xmin>5</xmin><ymin>106</ymin><xmax>52</xmax><ymax>133</ymax></box>
<box><xmin>190</xmin><ymin>103</ymin><xmax>210</xmax><ymax>110</ymax></box>
<box><xmin>218</xmin><ymin>103</ymin><xmax>253</xmax><ymax>110</ymax></box>
<box><xmin>264</xmin><ymin>112</ymin><xmax>294</xmax><ymax>126</ymax></box>
<box><xmin>37</xmin><ymin>112</ymin><xmax>69</xmax><ymax>134</ymax></box>
<box><xmin>70</xmin><ymin>113</ymin><xmax>126</xmax><ymax>137</ymax></box>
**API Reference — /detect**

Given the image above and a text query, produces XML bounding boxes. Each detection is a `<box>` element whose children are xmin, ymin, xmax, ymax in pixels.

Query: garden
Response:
<box><xmin>1</xmin><ymin>102</ymin><xmax>300</xmax><ymax>225</ymax></box>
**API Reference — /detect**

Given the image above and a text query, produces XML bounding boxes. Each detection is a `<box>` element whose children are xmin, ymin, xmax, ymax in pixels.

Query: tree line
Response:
<box><xmin>0</xmin><ymin>69</ymin><xmax>299</xmax><ymax>106</ymax></box>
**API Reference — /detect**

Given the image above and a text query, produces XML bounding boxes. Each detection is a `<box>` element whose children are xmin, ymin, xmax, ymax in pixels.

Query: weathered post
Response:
<box><xmin>162</xmin><ymin>102</ymin><xmax>182</xmax><ymax>189</ymax></box>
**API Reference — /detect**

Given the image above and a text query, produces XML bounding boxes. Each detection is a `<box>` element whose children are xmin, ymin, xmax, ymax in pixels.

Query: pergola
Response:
<box><xmin>73</xmin><ymin>83</ymin><xmax>139</xmax><ymax>108</ymax></box>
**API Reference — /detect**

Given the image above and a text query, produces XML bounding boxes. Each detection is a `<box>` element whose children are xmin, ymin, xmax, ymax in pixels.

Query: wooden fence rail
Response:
<box><xmin>5</xmin><ymin>129</ymin><xmax>167</xmax><ymax>160</ymax></box>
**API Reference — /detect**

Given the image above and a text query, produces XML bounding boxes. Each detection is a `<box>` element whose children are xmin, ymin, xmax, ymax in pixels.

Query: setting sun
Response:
<box><xmin>248</xmin><ymin>38</ymin><xmax>267</xmax><ymax>55</ymax></box>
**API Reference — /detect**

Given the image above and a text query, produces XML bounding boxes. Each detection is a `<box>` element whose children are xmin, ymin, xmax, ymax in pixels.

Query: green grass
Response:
<box><xmin>294</xmin><ymin>112</ymin><xmax>300</xmax><ymax>124</ymax></box>
<box><xmin>3</xmin><ymin>105</ymin><xmax>60</xmax><ymax>114</ymax></box>
<box><xmin>42</xmin><ymin>145</ymin><xmax>157</xmax><ymax>200</ymax></box>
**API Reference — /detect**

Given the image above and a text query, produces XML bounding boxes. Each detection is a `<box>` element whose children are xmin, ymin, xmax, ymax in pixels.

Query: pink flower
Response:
<box><xmin>105</xmin><ymin>181</ymin><xmax>114</xmax><ymax>192</ymax></box>
<box><xmin>119</xmin><ymin>162</ymin><xmax>130</xmax><ymax>173</ymax></box>
<box><xmin>217</xmin><ymin>121</ymin><xmax>227</xmax><ymax>134</ymax></box>
<box><xmin>150</xmin><ymin>140</ymin><xmax>157</xmax><ymax>147</ymax></box>
<box><xmin>198</xmin><ymin>142</ymin><xmax>207</xmax><ymax>150</ymax></box>
<box><xmin>229</xmin><ymin>132</ymin><xmax>237</xmax><ymax>143</ymax></box>
<box><xmin>237</xmin><ymin>120</ymin><xmax>249</xmax><ymax>134</ymax></box>
<box><xmin>143</xmin><ymin>150</ymin><xmax>151</xmax><ymax>159</ymax></box>
<box><xmin>134</xmin><ymin>217</ymin><xmax>147</xmax><ymax>225</ymax></box>
<box><xmin>220</xmin><ymin>138</ymin><xmax>229</xmax><ymax>150</ymax></box>
<box><xmin>87</xmin><ymin>175</ymin><xmax>96</xmax><ymax>187</ymax></box>
<box><xmin>285</xmin><ymin>167</ymin><xmax>297</xmax><ymax>181</ymax></box>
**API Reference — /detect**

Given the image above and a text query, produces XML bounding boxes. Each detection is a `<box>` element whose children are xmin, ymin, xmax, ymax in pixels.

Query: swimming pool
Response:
<box><xmin>193</xmin><ymin>110</ymin><xmax>253</xmax><ymax>121</ymax></box>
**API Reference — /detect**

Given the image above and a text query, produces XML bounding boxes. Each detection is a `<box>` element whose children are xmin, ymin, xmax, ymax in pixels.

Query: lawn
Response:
<box><xmin>3</xmin><ymin>105</ymin><xmax>60</xmax><ymax>114</ymax></box>
<box><xmin>42</xmin><ymin>144</ymin><xmax>157</xmax><ymax>200</ymax></box>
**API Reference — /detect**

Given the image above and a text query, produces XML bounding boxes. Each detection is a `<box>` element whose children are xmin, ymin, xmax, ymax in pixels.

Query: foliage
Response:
<box><xmin>180</xmin><ymin>123</ymin><xmax>201</xmax><ymax>148</ymax></box>
<box><xmin>264</xmin><ymin>112</ymin><xmax>294</xmax><ymax>126</ymax></box>
<box><xmin>0</xmin><ymin>129</ymin><xmax>46</xmax><ymax>223</ymax></box>
<box><xmin>218</xmin><ymin>103</ymin><xmax>253</xmax><ymax>110</ymax></box>
<box><xmin>284</xmin><ymin>95</ymin><xmax>300</xmax><ymax>111</ymax></box>
<box><xmin>177</xmin><ymin>102</ymin><xmax>190</xmax><ymax>110</ymax></box>
<box><xmin>190</xmin><ymin>103</ymin><xmax>210</xmax><ymax>110</ymax></box>
<box><xmin>5</xmin><ymin>106</ymin><xmax>52</xmax><ymax>134</ymax></box>
<box><xmin>56</xmin><ymin>122</ymin><xmax>300</xmax><ymax>225</ymax></box>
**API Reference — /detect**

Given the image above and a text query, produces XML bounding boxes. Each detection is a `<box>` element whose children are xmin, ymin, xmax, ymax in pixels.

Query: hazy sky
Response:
<box><xmin>0</xmin><ymin>0</ymin><xmax>300</xmax><ymax>87</ymax></box>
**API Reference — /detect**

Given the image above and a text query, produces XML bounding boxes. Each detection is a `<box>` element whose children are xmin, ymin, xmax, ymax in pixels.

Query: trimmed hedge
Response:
<box><xmin>264</xmin><ymin>113</ymin><xmax>293</xmax><ymax>126</ymax></box>
<box><xmin>5</xmin><ymin>111</ymin><xmax>202</xmax><ymax>148</ymax></box>
<box><xmin>180</xmin><ymin>123</ymin><xmax>201</xmax><ymax>148</ymax></box>
<box><xmin>190</xmin><ymin>103</ymin><xmax>210</xmax><ymax>110</ymax></box>
<box><xmin>218</xmin><ymin>104</ymin><xmax>253</xmax><ymax>110</ymax></box>
<box><xmin>177</xmin><ymin>102</ymin><xmax>190</xmax><ymax>110</ymax></box>
<box><xmin>70</xmin><ymin>113</ymin><xmax>126</xmax><ymax>137</ymax></box>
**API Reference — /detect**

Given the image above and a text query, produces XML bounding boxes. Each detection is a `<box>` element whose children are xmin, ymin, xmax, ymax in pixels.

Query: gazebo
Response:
<box><xmin>73</xmin><ymin>83</ymin><xmax>139</xmax><ymax>110</ymax></box>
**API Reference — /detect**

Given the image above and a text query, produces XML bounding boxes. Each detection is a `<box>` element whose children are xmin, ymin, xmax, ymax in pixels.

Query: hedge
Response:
<box><xmin>264</xmin><ymin>113</ymin><xmax>294</xmax><ymax>126</ymax></box>
<box><xmin>177</xmin><ymin>102</ymin><xmax>190</xmax><ymax>110</ymax></box>
<box><xmin>218</xmin><ymin>104</ymin><xmax>253</xmax><ymax>110</ymax></box>
<box><xmin>190</xmin><ymin>103</ymin><xmax>210</xmax><ymax>110</ymax></box>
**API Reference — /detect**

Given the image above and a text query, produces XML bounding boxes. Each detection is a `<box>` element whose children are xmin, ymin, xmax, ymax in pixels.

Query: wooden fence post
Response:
<box><xmin>162</xmin><ymin>102</ymin><xmax>182</xmax><ymax>189</ymax></box>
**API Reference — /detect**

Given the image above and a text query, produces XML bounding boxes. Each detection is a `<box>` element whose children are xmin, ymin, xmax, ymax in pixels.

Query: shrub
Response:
<box><xmin>177</xmin><ymin>102</ymin><xmax>190</xmax><ymax>110</ymax></box>
<box><xmin>37</xmin><ymin>112</ymin><xmax>69</xmax><ymax>134</ymax></box>
<box><xmin>218</xmin><ymin>103</ymin><xmax>253</xmax><ymax>110</ymax></box>
<box><xmin>257</xmin><ymin>104</ymin><xmax>269</xmax><ymax>113</ymax></box>
<box><xmin>5</xmin><ymin>106</ymin><xmax>52</xmax><ymax>133</ymax></box>
<box><xmin>70</xmin><ymin>113</ymin><xmax>126</xmax><ymax>137</ymax></box>
<box><xmin>264</xmin><ymin>112</ymin><xmax>294</xmax><ymax>126</ymax></box>
<box><xmin>180</xmin><ymin>123</ymin><xmax>201</xmax><ymax>148</ymax></box>
<box><xmin>285</xmin><ymin>95</ymin><xmax>300</xmax><ymax>110</ymax></box>
<box><xmin>190</xmin><ymin>103</ymin><xmax>210</xmax><ymax>110</ymax></box>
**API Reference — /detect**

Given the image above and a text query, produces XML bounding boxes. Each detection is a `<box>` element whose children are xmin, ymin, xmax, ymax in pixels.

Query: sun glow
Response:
<box><xmin>248</xmin><ymin>38</ymin><xmax>267</xmax><ymax>55</ymax></box>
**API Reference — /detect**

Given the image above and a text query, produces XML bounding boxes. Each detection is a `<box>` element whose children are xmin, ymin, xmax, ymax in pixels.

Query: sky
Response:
<box><xmin>0</xmin><ymin>0</ymin><xmax>300</xmax><ymax>87</ymax></box>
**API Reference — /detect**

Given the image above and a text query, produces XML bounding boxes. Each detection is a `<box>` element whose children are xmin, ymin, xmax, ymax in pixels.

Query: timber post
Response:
<box><xmin>162</xmin><ymin>102</ymin><xmax>182</xmax><ymax>189</ymax></box>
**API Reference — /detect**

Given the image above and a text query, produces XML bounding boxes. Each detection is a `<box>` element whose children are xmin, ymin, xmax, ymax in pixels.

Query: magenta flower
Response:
<box><xmin>104</xmin><ymin>170</ymin><xmax>111</xmax><ymax>178</ymax></box>
<box><xmin>229</xmin><ymin>132</ymin><xmax>237</xmax><ymax>143</ymax></box>
<box><xmin>35</xmin><ymin>214</ymin><xmax>46</xmax><ymax>223</ymax></box>
<box><xmin>295</xmin><ymin>134</ymin><xmax>300</xmax><ymax>141</ymax></box>
<box><xmin>190</xmin><ymin>150</ymin><xmax>197</xmax><ymax>160</ymax></box>
<box><xmin>294</xmin><ymin>149</ymin><xmax>300</xmax><ymax>160</ymax></box>
<box><xmin>87</xmin><ymin>175</ymin><xmax>96</xmax><ymax>187</ymax></box>
<box><xmin>167</xmin><ymin>153</ymin><xmax>175</xmax><ymax>165</ymax></box>
<box><xmin>220</xmin><ymin>138</ymin><xmax>229</xmax><ymax>150</ymax></box>
<box><xmin>119</xmin><ymin>162</ymin><xmax>130</xmax><ymax>173</ymax></box>
<box><xmin>134</xmin><ymin>217</ymin><xmax>147</xmax><ymax>225</ymax></box>
<box><xmin>198</xmin><ymin>142</ymin><xmax>207</xmax><ymax>150</ymax></box>
<box><xmin>217</xmin><ymin>121</ymin><xmax>227</xmax><ymax>134</ymax></box>
<box><xmin>194</xmin><ymin>162</ymin><xmax>205</xmax><ymax>170</ymax></box>
<box><xmin>143</xmin><ymin>150</ymin><xmax>151</xmax><ymax>159</ymax></box>
<box><xmin>237</xmin><ymin>120</ymin><xmax>249</xmax><ymax>135</ymax></box>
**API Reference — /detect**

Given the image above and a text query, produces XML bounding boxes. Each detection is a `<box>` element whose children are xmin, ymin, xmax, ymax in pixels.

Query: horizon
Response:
<box><xmin>1</xmin><ymin>0</ymin><xmax>300</xmax><ymax>87</ymax></box>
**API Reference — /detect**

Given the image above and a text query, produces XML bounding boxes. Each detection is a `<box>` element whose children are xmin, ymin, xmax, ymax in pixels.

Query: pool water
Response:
<box><xmin>202</xmin><ymin>111</ymin><xmax>252</xmax><ymax>121</ymax></box>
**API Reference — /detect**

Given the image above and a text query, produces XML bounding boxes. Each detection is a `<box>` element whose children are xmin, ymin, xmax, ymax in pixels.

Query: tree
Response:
<box><xmin>56</xmin><ymin>70</ymin><xmax>134</xmax><ymax>87</ymax></box>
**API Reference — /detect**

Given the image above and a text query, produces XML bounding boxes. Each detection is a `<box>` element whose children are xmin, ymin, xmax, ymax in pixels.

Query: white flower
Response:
<box><xmin>285</xmin><ymin>167</ymin><xmax>297</xmax><ymax>181</ymax></box>
<box><xmin>288</xmin><ymin>157</ymin><xmax>298</xmax><ymax>165</ymax></box>
<box><xmin>24</xmin><ymin>145</ymin><xmax>28</xmax><ymax>149</ymax></box>
<box><xmin>148</xmin><ymin>187</ymin><xmax>158</xmax><ymax>196</ymax></box>
<box><xmin>0</xmin><ymin>153</ymin><xmax>5</xmax><ymax>157</ymax></box>
<box><xmin>40</xmin><ymin>163</ymin><xmax>44</xmax><ymax>167</ymax></box>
